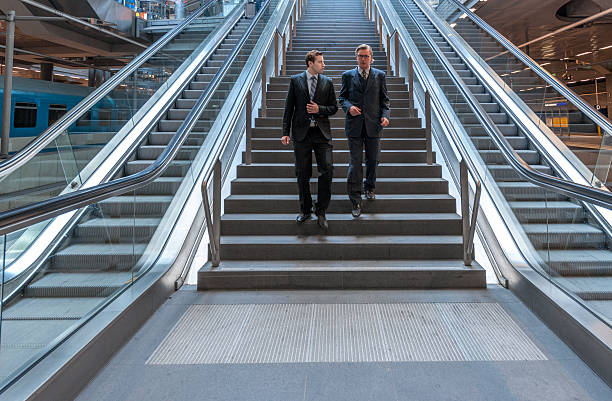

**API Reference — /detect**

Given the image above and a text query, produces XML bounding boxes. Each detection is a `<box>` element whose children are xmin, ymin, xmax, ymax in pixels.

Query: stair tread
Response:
<box><xmin>221</xmin><ymin>235</ymin><xmax>462</xmax><ymax>244</ymax></box>
<box><xmin>201</xmin><ymin>259</ymin><xmax>480</xmax><ymax>271</ymax></box>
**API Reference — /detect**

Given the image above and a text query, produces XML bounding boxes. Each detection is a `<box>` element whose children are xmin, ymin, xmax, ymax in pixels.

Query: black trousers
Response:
<box><xmin>293</xmin><ymin>126</ymin><xmax>333</xmax><ymax>215</ymax></box>
<box><xmin>347</xmin><ymin>123</ymin><xmax>379</xmax><ymax>206</ymax></box>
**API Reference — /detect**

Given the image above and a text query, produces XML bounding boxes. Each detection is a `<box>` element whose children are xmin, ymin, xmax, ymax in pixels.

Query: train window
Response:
<box><xmin>98</xmin><ymin>108</ymin><xmax>111</xmax><ymax>127</ymax></box>
<box><xmin>48</xmin><ymin>104</ymin><xmax>67</xmax><ymax>126</ymax></box>
<box><xmin>14</xmin><ymin>102</ymin><xmax>37</xmax><ymax>128</ymax></box>
<box><xmin>76</xmin><ymin>110</ymin><xmax>91</xmax><ymax>127</ymax></box>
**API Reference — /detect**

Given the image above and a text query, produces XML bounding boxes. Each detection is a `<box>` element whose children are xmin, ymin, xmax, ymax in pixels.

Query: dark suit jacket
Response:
<box><xmin>338</xmin><ymin>67</ymin><xmax>390</xmax><ymax>138</ymax></box>
<box><xmin>282</xmin><ymin>72</ymin><xmax>338</xmax><ymax>142</ymax></box>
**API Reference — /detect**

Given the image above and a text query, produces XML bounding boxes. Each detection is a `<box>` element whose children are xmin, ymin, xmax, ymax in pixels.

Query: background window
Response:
<box><xmin>14</xmin><ymin>102</ymin><xmax>37</xmax><ymax>128</ymax></box>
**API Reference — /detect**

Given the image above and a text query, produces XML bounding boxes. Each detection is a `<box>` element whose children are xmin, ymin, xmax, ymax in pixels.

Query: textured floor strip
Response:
<box><xmin>146</xmin><ymin>303</ymin><xmax>547</xmax><ymax>364</ymax></box>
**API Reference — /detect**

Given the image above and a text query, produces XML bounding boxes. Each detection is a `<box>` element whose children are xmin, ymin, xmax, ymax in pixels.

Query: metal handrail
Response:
<box><xmin>0</xmin><ymin>0</ymin><xmax>218</xmax><ymax>179</ymax></box>
<box><xmin>0</xmin><ymin>0</ymin><xmax>274</xmax><ymax>237</ymax></box>
<box><xmin>203</xmin><ymin>0</ymin><xmax>302</xmax><ymax>266</ymax></box>
<box><xmin>400</xmin><ymin>0</ymin><xmax>612</xmax><ymax>210</ymax></box>
<box><xmin>447</xmin><ymin>0</ymin><xmax>612</xmax><ymax>138</ymax></box>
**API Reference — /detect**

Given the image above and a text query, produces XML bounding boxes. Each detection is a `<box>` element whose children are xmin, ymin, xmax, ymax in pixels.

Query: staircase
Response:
<box><xmin>0</xmin><ymin>17</ymin><xmax>253</xmax><ymax>381</ymax></box>
<box><xmin>198</xmin><ymin>0</ymin><xmax>485</xmax><ymax>290</ymax></box>
<box><xmin>400</xmin><ymin>0</ymin><xmax>612</xmax><ymax>318</ymax></box>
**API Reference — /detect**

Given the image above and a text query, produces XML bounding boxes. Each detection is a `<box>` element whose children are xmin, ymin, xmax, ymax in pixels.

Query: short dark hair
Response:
<box><xmin>305</xmin><ymin>50</ymin><xmax>323</xmax><ymax>67</ymax></box>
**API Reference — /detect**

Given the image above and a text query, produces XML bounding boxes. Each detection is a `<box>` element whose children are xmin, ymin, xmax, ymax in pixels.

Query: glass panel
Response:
<box><xmin>391</xmin><ymin>0</ymin><xmax>611</xmax><ymax>325</ymax></box>
<box><xmin>430</xmin><ymin>0</ymin><xmax>612</xmax><ymax>189</ymax></box>
<box><xmin>0</xmin><ymin>0</ymin><xmax>292</xmax><ymax>388</ymax></box>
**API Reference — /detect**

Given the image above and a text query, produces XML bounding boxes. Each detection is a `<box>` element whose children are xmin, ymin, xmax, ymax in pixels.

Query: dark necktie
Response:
<box><xmin>361</xmin><ymin>69</ymin><xmax>367</xmax><ymax>80</ymax></box>
<box><xmin>309</xmin><ymin>76</ymin><xmax>317</xmax><ymax>99</ymax></box>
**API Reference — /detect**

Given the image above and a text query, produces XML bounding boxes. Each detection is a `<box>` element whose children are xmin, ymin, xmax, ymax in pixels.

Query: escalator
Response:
<box><xmin>0</xmin><ymin>0</ymin><xmax>285</xmax><ymax>387</ymax></box>
<box><xmin>388</xmin><ymin>0</ymin><xmax>612</xmax><ymax>320</ymax></box>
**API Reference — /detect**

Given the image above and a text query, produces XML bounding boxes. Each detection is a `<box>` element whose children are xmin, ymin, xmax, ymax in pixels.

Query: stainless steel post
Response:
<box><xmin>282</xmin><ymin>33</ymin><xmax>287</xmax><ymax>76</ymax></box>
<box><xmin>274</xmin><ymin>31</ymin><xmax>279</xmax><ymax>76</ymax></box>
<box><xmin>425</xmin><ymin>90</ymin><xmax>432</xmax><ymax>165</ymax></box>
<box><xmin>460</xmin><ymin>159</ymin><xmax>470</xmax><ymax>266</ymax></box>
<box><xmin>386</xmin><ymin>33</ymin><xmax>391</xmax><ymax>75</ymax></box>
<box><xmin>394</xmin><ymin>32</ymin><xmax>399</xmax><ymax>76</ymax></box>
<box><xmin>245</xmin><ymin>90</ymin><xmax>253</xmax><ymax>165</ymax></box>
<box><xmin>261</xmin><ymin>56</ymin><xmax>267</xmax><ymax>118</ymax></box>
<box><xmin>212</xmin><ymin>158</ymin><xmax>221</xmax><ymax>266</ymax></box>
<box><xmin>408</xmin><ymin>57</ymin><xmax>414</xmax><ymax>109</ymax></box>
<box><xmin>1</xmin><ymin>11</ymin><xmax>15</xmax><ymax>159</ymax></box>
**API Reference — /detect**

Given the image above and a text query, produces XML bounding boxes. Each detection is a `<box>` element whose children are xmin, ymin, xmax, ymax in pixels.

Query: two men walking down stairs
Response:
<box><xmin>281</xmin><ymin>45</ymin><xmax>390</xmax><ymax>230</ymax></box>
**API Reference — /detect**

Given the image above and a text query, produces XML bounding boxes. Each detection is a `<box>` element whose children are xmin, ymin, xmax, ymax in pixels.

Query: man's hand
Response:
<box><xmin>349</xmin><ymin>106</ymin><xmax>362</xmax><ymax>116</ymax></box>
<box><xmin>381</xmin><ymin>117</ymin><xmax>389</xmax><ymax>127</ymax></box>
<box><xmin>306</xmin><ymin>100</ymin><xmax>319</xmax><ymax>114</ymax></box>
<box><xmin>281</xmin><ymin>136</ymin><xmax>290</xmax><ymax>145</ymax></box>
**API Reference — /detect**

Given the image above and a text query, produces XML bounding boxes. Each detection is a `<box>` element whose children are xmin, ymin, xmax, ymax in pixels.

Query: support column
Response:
<box><xmin>1</xmin><ymin>11</ymin><xmax>16</xmax><ymax>159</ymax></box>
<box><xmin>40</xmin><ymin>62</ymin><xmax>53</xmax><ymax>81</ymax></box>
<box><xmin>606</xmin><ymin>74</ymin><xmax>612</xmax><ymax>119</ymax></box>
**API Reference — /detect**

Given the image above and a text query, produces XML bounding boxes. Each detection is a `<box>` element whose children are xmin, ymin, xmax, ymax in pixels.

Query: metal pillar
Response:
<box><xmin>425</xmin><ymin>90</ymin><xmax>432</xmax><ymax>165</ymax></box>
<box><xmin>40</xmin><ymin>62</ymin><xmax>53</xmax><ymax>81</ymax></box>
<box><xmin>1</xmin><ymin>11</ymin><xmax>15</xmax><ymax>159</ymax></box>
<box><xmin>408</xmin><ymin>57</ymin><xmax>414</xmax><ymax>109</ymax></box>
<box><xmin>245</xmin><ymin>90</ymin><xmax>253</xmax><ymax>165</ymax></box>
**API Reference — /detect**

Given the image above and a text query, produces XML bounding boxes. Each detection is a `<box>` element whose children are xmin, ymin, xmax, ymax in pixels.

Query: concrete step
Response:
<box><xmin>220</xmin><ymin>213</ymin><xmax>462</xmax><ymax>236</ymax></box>
<box><xmin>244</xmin><ymin>150</ymin><xmax>436</xmax><ymax>164</ymax></box>
<box><xmin>198</xmin><ymin>259</ymin><xmax>486</xmax><ymax>290</ymax></box>
<box><xmin>217</xmin><ymin>235</ymin><xmax>463</xmax><ymax>260</ymax></box>
<box><xmin>230</xmin><ymin>177</ymin><xmax>448</xmax><ymax>195</ymax></box>
<box><xmin>236</xmin><ymin>163</ymin><xmax>442</xmax><ymax>178</ymax></box>
<box><xmin>224</xmin><ymin>194</ymin><xmax>457</xmax><ymax>214</ymax></box>
<box><xmin>250</xmin><ymin>137</ymin><xmax>425</xmax><ymax>150</ymax></box>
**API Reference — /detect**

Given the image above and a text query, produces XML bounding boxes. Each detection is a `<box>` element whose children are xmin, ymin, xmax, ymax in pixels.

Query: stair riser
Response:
<box><xmin>252</xmin><ymin>127</ymin><xmax>426</xmax><ymax>138</ymax></box>
<box><xmin>251</xmin><ymin>138</ymin><xmax>425</xmax><ymax>150</ymax></box>
<box><xmin>236</xmin><ymin>164</ymin><xmax>442</xmax><ymax>178</ymax></box>
<box><xmin>198</xmin><ymin>270</ymin><xmax>485</xmax><ymax>290</ymax></box>
<box><xmin>221</xmin><ymin>219</ymin><xmax>462</xmax><ymax>236</ymax></box>
<box><xmin>244</xmin><ymin>151</ymin><xmax>436</xmax><ymax>164</ymax></box>
<box><xmin>224</xmin><ymin>198</ymin><xmax>457</xmax><ymax>214</ymax></box>
<box><xmin>218</xmin><ymin>242</ymin><xmax>463</xmax><ymax>260</ymax></box>
<box><xmin>230</xmin><ymin>180</ymin><xmax>448</xmax><ymax>195</ymax></box>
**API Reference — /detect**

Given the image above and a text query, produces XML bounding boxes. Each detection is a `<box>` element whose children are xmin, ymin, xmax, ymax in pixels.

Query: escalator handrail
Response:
<box><xmin>398</xmin><ymin>0</ymin><xmax>612</xmax><ymax>210</ymax></box>
<box><xmin>447</xmin><ymin>0</ymin><xmax>612</xmax><ymax>138</ymax></box>
<box><xmin>0</xmin><ymin>0</ymin><xmax>275</xmax><ymax>237</ymax></box>
<box><xmin>0</xmin><ymin>0</ymin><xmax>219</xmax><ymax>179</ymax></box>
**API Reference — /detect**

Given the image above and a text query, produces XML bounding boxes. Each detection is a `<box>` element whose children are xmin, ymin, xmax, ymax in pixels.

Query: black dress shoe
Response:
<box><xmin>296</xmin><ymin>213</ymin><xmax>311</xmax><ymax>223</ymax></box>
<box><xmin>316</xmin><ymin>213</ymin><xmax>328</xmax><ymax>230</ymax></box>
<box><xmin>365</xmin><ymin>189</ymin><xmax>375</xmax><ymax>200</ymax></box>
<box><xmin>351</xmin><ymin>203</ymin><xmax>362</xmax><ymax>218</ymax></box>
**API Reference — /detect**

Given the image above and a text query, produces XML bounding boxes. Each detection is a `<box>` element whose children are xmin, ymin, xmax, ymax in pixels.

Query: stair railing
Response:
<box><xmin>205</xmin><ymin>0</ymin><xmax>305</xmax><ymax>266</ymax></box>
<box><xmin>372</xmin><ymin>0</ymin><xmax>481</xmax><ymax>265</ymax></box>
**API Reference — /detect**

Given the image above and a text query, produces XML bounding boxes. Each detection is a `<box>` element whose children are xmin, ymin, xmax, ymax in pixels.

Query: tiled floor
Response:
<box><xmin>75</xmin><ymin>286</ymin><xmax>612</xmax><ymax>401</ymax></box>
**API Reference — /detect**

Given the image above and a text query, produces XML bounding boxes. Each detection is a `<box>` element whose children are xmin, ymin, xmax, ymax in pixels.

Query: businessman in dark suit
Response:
<box><xmin>282</xmin><ymin>50</ymin><xmax>338</xmax><ymax>229</ymax></box>
<box><xmin>338</xmin><ymin>44</ymin><xmax>390</xmax><ymax>217</ymax></box>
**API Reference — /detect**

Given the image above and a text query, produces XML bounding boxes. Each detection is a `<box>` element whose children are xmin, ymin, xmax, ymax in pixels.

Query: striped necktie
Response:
<box><xmin>309</xmin><ymin>76</ymin><xmax>317</xmax><ymax>99</ymax></box>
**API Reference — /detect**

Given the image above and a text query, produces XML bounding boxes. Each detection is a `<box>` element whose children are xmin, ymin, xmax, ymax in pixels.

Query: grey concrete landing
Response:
<box><xmin>74</xmin><ymin>287</ymin><xmax>612</xmax><ymax>401</ymax></box>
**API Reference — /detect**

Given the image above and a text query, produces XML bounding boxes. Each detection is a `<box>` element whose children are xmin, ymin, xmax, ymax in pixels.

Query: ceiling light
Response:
<box><xmin>450</xmin><ymin>23</ymin><xmax>457</xmax><ymax>28</ymax></box>
<box><xmin>580</xmin><ymin>79</ymin><xmax>590</xmax><ymax>82</ymax></box>
<box><xmin>567</xmin><ymin>81</ymin><xmax>576</xmax><ymax>84</ymax></box>
<box><xmin>540</xmin><ymin>62</ymin><xmax>551</xmax><ymax>66</ymax></box>
<box><xmin>459</xmin><ymin>13</ymin><xmax>467</xmax><ymax>19</ymax></box>
<box><xmin>575</xmin><ymin>51</ymin><xmax>592</xmax><ymax>56</ymax></box>
<box><xmin>469</xmin><ymin>8</ymin><xmax>476</xmax><ymax>12</ymax></box>
<box><xmin>599</xmin><ymin>45</ymin><xmax>612</xmax><ymax>50</ymax></box>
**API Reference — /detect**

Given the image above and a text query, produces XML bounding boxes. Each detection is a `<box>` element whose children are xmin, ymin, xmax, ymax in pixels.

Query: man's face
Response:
<box><xmin>309</xmin><ymin>55</ymin><xmax>325</xmax><ymax>74</ymax></box>
<box><xmin>356</xmin><ymin>49</ymin><xmax>372</xmax><ymax>70</ymax></box>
